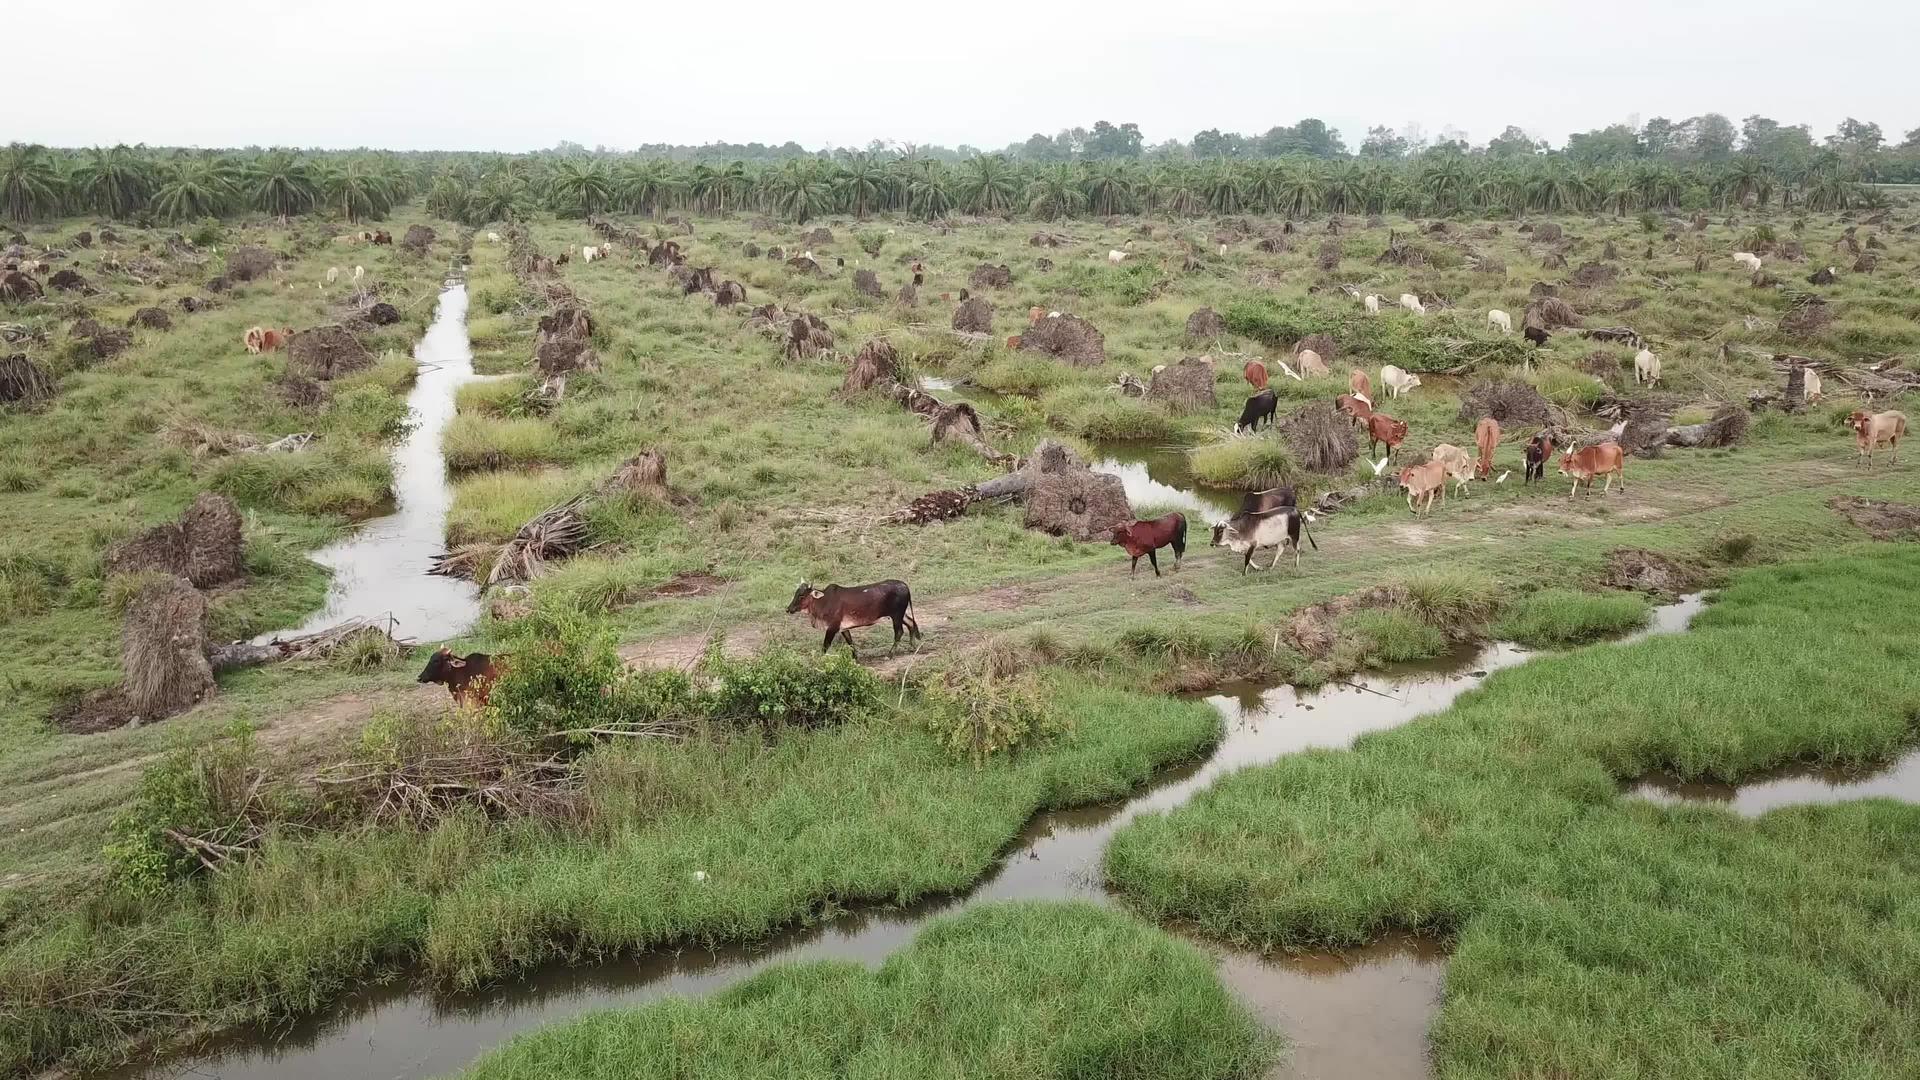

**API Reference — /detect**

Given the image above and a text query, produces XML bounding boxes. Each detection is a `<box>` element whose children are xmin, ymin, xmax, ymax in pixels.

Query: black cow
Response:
<box><xmin>1524</xmin><ymin>431</ymin><xmax>1556</xmax><ymax>484</ymax></box>
<box><xmin>417</xmin><ymin>647</ymin><xmax>504</xmax><ymax>707</ymax></box>
<box><xmin>786</xmin><ymin>579</ymin><xmax>922</xmax><ymax>657</ymax></box>
<box><xmin>1235</xmin><ymin>389</ymin><xmax>1278</xmax><ymax>434</ymax></box>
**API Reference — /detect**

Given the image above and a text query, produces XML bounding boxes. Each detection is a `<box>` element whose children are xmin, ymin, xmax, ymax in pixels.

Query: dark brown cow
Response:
<box><xmin>1240</xmin><ymin>486</ymin><xmax>1297</xmax><ymax>515</ymax></box>
<box><xmin>787</xmin><ymin>579</ymin><xmax>921</xmax><ymax>656</ymax></box>
<box><xmin>1108</xmin><ymin>513</ymin><xmax>1187</xmax><ymax>576</ymax></box>
<box><xmin>1235</xmin><ymin>389</ymin><xmax>1277</xmax><ymax>433</ymax></box>
<box><xmin>1524</xmin><ymin>430</ymin><xmax>1556</xmax><ymax>484</ymax></box>
<box><xmin>371</xmin><ymin>230</ymin><xmax>393</xmax><ymax>245</ymax></box>
<box><xmin>417</xmin><ymin>647</ymin><xmax>505</xmax><ymax>707</ymax></box>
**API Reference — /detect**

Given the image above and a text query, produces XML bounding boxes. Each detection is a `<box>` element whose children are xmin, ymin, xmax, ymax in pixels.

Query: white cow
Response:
<box><xmin>582</xmin><ymin>245</ymin><xmax>600</xmax><ymax>262</ymax></box>
<box><xmin>352</xmin><ymin>265</ymin><xmax>364</xmax><ymax>284</ymax></box>
<box><xmin>1803</xmin><ymin>367</ymin><xmax>1824</xmax><ymax>403</ymax></box>
<box><xmin>1296</xmin><ymin>348</ymin><xmax>1329</xmax><ymax>377</ymax></box>
<box><xmin>1634</xmin><ymin>348</ymin><xmax>1661</xmax><ymax>386</ymax></box>
<box><xmin>1108</xmin><ymin>249</ymin><xmax>1130</xmax><ymax>264</ymax></box>
<box><xmin>1732</xmin><ymin>251</ymin><xmax>1763</xmax><ymax>272</ymax></box>
<box><xmin>1399</xmin><ymin>293</ymin><xmax>1426</xmax><ymax>315</ymax></box>
<box><xmin>1487</xmin><ymin>309</ymin><xmax>1512</xmax><ymax>334</ymax></box>
<box><xmin>324</xmin><ymin>266</ymin><xmax>339</xmax><ymax>285</ymax></box>
<box><xmin>486</xmin><ymin>231</ymin><xmax>501</xmax><ymax>243</ymax></box>
<box><xmin>1429</xmin><ymin>444</ymin><xmax>1475</xmax><ymax>498</ymax></box>
<box><xmin>1210</xmin><ymin>509</ymin><xmax>1315</xmax><ymax>573</ymax></box>
<box><xmin>1364</xmin><ymin>294</ymin><xmax>1381</xmax><ymax>315</ymax></box>
<box><xmin>1381</xmin><ymin>364</ymin><xmax>1422</xmax><ymax>399</ymax></box>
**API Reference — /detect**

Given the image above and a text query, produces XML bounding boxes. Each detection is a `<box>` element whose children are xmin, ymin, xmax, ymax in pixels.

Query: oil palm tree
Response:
<box><xmin>906</xmin><ymin>160</ymin><xmax>956</xmax><ymax>219</ymax></box>
<box><xmin>1083</xmin><ymin>160</ymin><xmax>1135</xmax><ymax>216</ymax></box>
<box><xmin>1419</xmin><ymin>154</ymin><xmax>1471</xmax><ymax>214</ymax></box>
<box><xmin>1025</xmin><ymin>162</ymin><xmax>1086</xmax><ymax>220</ymax></box>
<box><xmin>614</xmin><ymin>158</ymin><xmax>677</xmax><ymax>217</ymax></box>
<box><xmin>1197</xmin><ymin>161</ymin><xmax>1243</xmax><ymax>215</ymax></box>
<box><xmin>73</xmin><ymin>145</ymin><xmax>152</xmax><ymax>219</ymax></box>
<box><xmin>0</xmin><ymin>143</ymin><xmax>66</xmax><ymax>222</ymax></box>
<box><xmin>1721</xmin><ymin>156</ymin><xmax>1772</xmax><ymax>209</ymax></box>
<box><xmin>958</xmin><ymin>154</ymin><xmax>1018</xmax><ymax>215</ymax></box>
<box><xmin>318</xmin><ymin>159</ymin><xmax>395</xmax><ymax>223</ymax></box>
<box><xmin>151</xmin><ymin>155</ymin><xmax>234</xmax><ymax>222</ymax></box>
<box><xmin>767</xmin><ymin>159</ymin><xmax>831</xmax><ymax>223</ymax></box>
<box><xmin>245</xmin><ymin>150</ymin><xmax>316</xmax><ymax>221</ymax></box>
<box><xmin>549</xmin><ymin>159</ymin><xmax>612</xmax><ymax>218</ymax></box>
<box><xmin>1273</xmin><ymin>159</ymin><xmax>1324</xmax><ymax>219</ymax></box>
<box><xmin>836</xmin><ymin>153</ymin><xmax>888</xmax><ymax>219</ymax></box>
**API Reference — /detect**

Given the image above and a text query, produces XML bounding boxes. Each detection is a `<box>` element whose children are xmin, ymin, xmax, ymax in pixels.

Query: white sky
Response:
<box><xmin>21</xmin><ymin>0</ymin><xmax>1916</xmax><ymax>153</ymax></box>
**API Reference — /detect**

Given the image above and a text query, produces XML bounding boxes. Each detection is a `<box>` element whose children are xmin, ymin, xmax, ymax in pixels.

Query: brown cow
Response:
<box><xmin>1244</xmin><ymin>359</ymin><xmax>1269</xmax><ymax>390</ymax></box>
<box><xmin>787</xmin><ymin>579</ymin><xmax>921</xmax><ymax>656</ymax></box>
<box><xmin>1474</xmin><ymin>417</ymin><xmax>1501</xmax><ymax>480</ymax></box>
<box><xmin>1006</xmin><ymin>334</ymin><xmax>1023</xmax><ymax>349</ymax></box>
<box><xmin>1398</xmin><ymin>460</ymin><xmax>1448</xmax><ymax>515</ymax></box>
<box><xmin>243</xmin><ymin>326</ymin><xmax>292</xmax><ymax>354</ymax></box>
<box><xmin>1109</xmin><ymin>513</ymin><xmax>1187</xmax><ymax>576</ymax></box>
<box><xmin>1366</xmin><ymin>412</ymin><xmax>1408</xmax><ymax>457</ymax></box>
<box><xmin>1559</xmin><ymin>442</ymin><xmax>1626</xmax><ymax>497</ymax></box>
<box><xmin>417</xmin><ymin>647</ymin><xmax>506</xmax><ymax>708</ymax></box>
<box><xmin>1335</xmin><ymin>393</ymin><xmax>1373</xmax><ymax>426</ymax></box>
<box><xmin>1848</xmin><ymin>410</ymin><xmax>1908</xmax><ymax>466</ymax></box>
<box><xmin>1348</xmin><ymin>368</ymin><xmax>1371</xmax><ymax>400</ymax></box>
<box><xmin>1029</xmin><ymin>305</ymin><xmax>1046</xmax><ymax>325</ymax></box>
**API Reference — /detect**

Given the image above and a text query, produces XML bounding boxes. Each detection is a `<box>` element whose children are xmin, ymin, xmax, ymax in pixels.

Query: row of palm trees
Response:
<box><xmin>2</xmin><ymin>143</ymin><xmax>1879</xmax><ymax>228</ymax></box>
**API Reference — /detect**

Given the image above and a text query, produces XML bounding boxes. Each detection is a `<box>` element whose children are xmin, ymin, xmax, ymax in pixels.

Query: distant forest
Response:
<box><xmin>4</xmin><ymin>113</ymin><xmax>1916</xmax><ymax>226</ymax></box>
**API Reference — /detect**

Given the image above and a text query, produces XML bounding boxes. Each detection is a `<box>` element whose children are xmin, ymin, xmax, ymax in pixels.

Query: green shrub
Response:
<box><xmin>1340</xmin><ymin>610</ymin><xmax>1449</xmax><ymax>664</ymax></box>
<box><xmin>103</xmin><ymin>726</ymin><xmax>262</xmax><ymax>893</ymax></box>
<box><xmin>702</xmin><ymin>645</ymin><xmax>878</xmax><ymax>730</ymax></box>
<box><xmin>210</xmin><ymin>443</ymin><xmax>392</xmax><ymax>518</ymax></box>
<box><xmin>977</xmin><ymin>355</ymin><xmax>1070</xmax><ymax>396</ymax></box>
<box><xmin>1042</xmin><ymin>386</ymin><xmax>1183</xmax><ymax>441</ymax></box>
<box><xmin>1492</xmin><ymin>588</ymin><xmax>1649</xmax><ymax>648</ymax></box>
<box><xmin>1187</xmin><ymin>437</ymin><xmax>1298</xmax><ymax>490</ymax></box>
<box><xmin>1528</xmin><ymin>363</ymin><xmax>1605</xmax><ymax>408</ymax></box>
<box><xmin>1223</xmin><ymin>296</ymin><xmax>1328</xmax><ymax>345</ymax></box>
<box><xmin>856</xmin><ymin>231</ymin><xmax>884</xmax><ymax>256</ymax></box>
<box><xmin>925</xmin><ymin>670</ymin><xmax>1070</xmax><ymax>764</ymax></box>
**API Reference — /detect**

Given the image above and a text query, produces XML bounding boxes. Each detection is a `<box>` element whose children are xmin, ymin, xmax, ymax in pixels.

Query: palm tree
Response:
<box><xmin>1025</xmin><ymin>163</ymin><xmax>1086</xmax><ymax>220</ymax></box>
<box><xmin>549</xmin><ymin>159</ymin><xmax>612</xmax><ymax>218</ymax></box>
<box><xmin>318</xmin><ymin>159</ymin><xmax>394</xmax><ymax>223</ymax></box>
<box><xmin>1321</xmin><ymin>160</ymin><xmax>1360</xmax><ymax>215</ymax></box>
<box><xmin>1273</xmin><ymin>159</ymin><xmax>1324</xmax><ymax>218</ymax></box>
<box><xmin>767</xmin><ymin>159</ymin><xmax>831</xmax><ymax>222</ymax></box>
<box><xmin>958</xmin><ymin>154</ymin><xmax>1018</xmax><ymax>215</ymax></box>
<box><xmin>1197</xmin><ymin>161</ymin><xmax>1243</xmax><ymax>215</ymax></box>
<box><xmin>73</xmin><ymin>145</ymin><xmax>152</xmax><ymax>219</ymax></box>
<box><xmin>1526</xmin><ymin>159</ymin><xmax>1586</xmax><ymax>213</ymax></box>
<box><xmin>906</xmin><ymin>160</ymin><xmax>956</xmax><ymax>219</ymax></box>
<box><xmin>1240</xmin><ymin>160</ymin><xmax>1283</xmax><ymax>214</ymax></box>
<box><xmin>1721</xmin><ymin>157</ymin><xmax>1772</xmax><ymax>210</ymax></box>
<box><xmin>245</xmin><ymin>150</ymin><xmax>315</xmax><ymax>221</ymax></box>
<box><xmin>1419</xmin><ymin>154</ymin><xmax>1471</xmax><ymax>214</ymax></box>
<box><xmin>151</xmin><ymin>155</ymin><xmax>234</xmax><ymax>222</ymax></box>
<box><xmin>0</xmin><ymin>143</ymin><xmax>66</xmax><ymax>222</ymax></box>
<box><xmin>1083</xmin><ymin>160</ymin><xmax>1135</xmax><ymax>216</ymax></box>
<box><xmin>614</xmin><ymin>158</ymin><xmax>677</xmax><ymax>217</ymax></box>
<box><xmin>470</xmin><ymin>170</ymin><xmax>532</xmax><ymax>224</ymax></box>
<box><xmin>836</xmin><ymin>153</ymin><xmax>888</xmax><ymax>219</ymax></box>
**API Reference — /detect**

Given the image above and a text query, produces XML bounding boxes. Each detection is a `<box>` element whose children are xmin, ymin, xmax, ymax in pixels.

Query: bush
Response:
<box><xmin>210</xmin><ymin>442</ymin><xmax>392</xmax><ymax>518</ymax></box>
<box><xmin>487</xmin><ymin>620</ymin><xmax>700</xmax><ymax>739</ymax></box>
<box><xmin>1396</xmin><ymin>568</ymin><xmax>1501</xmax><ymax>628</ymax></box>
<box><xmin>1223</xmin><ymin>296</ymin><xmax>1328</xmax><ymax>345</ymax></box>
<box><xmin>1528</xmin><ymin>363</ymin><xmax>1606</xmax><ymax>408</ymax></box>
<box><xmin>702</xmin><ymin>644</ymin><xmax>878</xmax><ymax>730</ymax></box>
<box><xmin>1339</xmin><ymin>610</ymin><xmax>1449</xmax><ymax>664</ymax></box>
<box><xmin>1041</xmin><ymin>386</ymin><xmax>1183</xmax><ymax>441</ymax></box>
<box><xmin>1187</xmin><ymin>437</ymin><xmax>1298</xmax><ymax>490</ymax></box>
<box><xmin>857</xmin><ymin>231</ymin><xmax>884</xmax><ymax>256</ymax></box>
<box><xmin>103</xmin><ymin>725</ymin><xmax>262</xmax><ymax>893</ymax></box>
<box><xmin>977</xmin><ymin>354</ymin><xmax>1070</xmax><ymax>396</ymax></box>
<box><xmin>925</xmin><ymin>669</ymin><xmax>1070</xmax><ymax>764</ymax></box>
<box><xmin>1492</xmin><ymin>588</ymin><xmax>1649</xmax><ymax>648</ymax></box>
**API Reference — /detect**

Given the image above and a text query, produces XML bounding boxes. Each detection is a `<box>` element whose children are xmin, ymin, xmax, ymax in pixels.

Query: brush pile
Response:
<box><xmin>224</xmin><ymin>245</ymin><xmax>276</xmax><ymax>282</ymax></box>
<box><xmin>1457</xmin><ymin>378</ymin><xmax>1553</xmax><ymax>426</ymax></box>
<box><xmin>1185</xmin><ymin>307</ymin><xmax>1226</xmax><ymax>339</ymax></box>
<box><xmin>842</xmin><ymin>338</ymin><xmax>901</xmax><ymax>394</ymax></box>
<box><xmin>1281</xmin><ymin>401</ymin><xmax>1358</xmax><ymax>472</ymax></box>
<box><xmin>122</xmin><ymin>576</ymin><xmax>215</xmax><ymax>719</ymax></box>
<box><xmin>783</xmin><ymin>312</ymin><xmax>835</xmax><ymax>360</ymax></box>
<box><xmin>287</xmin><ymin>324</ymin><xmax>373</xmax><ymax>380</ymax></box>
<box><xmin>1020</xmin><ymin>313</ymin><xmax>1105</xmax><ymax>366</ymax></box>
<box><xmin>1146</xmin><ymin>357</ymin><xmax>1217</xmax><ymax>412</ymax></box>
<box><xmin>952</xmin><ymin>296</ymin><xmax>994</xmax><ymax>335</ymax></box>
<box><xmin>0</xmin><ymin>352</ymin><xmax>52</xmax><ymax>404</ymax></box>
<box><xmin>968</xmin><ymin>263</ymin><xmax>1013</xmax><ymax>288</ymax></box>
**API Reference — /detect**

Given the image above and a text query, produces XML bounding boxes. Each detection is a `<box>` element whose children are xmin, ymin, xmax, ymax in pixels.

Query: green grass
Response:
<box><xmin>1493</xmin><ymin>588</ymin><xmax>1650</xmax><ymax>648</ymax></box>
<box><xmin>459</xmin><ymin>902</ymin><xmax>1276</xmax><ymax>1080</ymax></box>
<box><xmin>0</xmin><ymin>679</ymin><xmax>1220</xmax><ymax>1074</ymax></box>
<box><xmin>1107</xmin><ymin>546</ymin><xmax>1920</xmax><ymax>1079</ymax></box>
<box><xmin>447</xmin><ymin>468</ymin><xmax>592</xmax><ymax>544</ymax></box>
<box><xmin>1187</xmin><ymin>436</ymin><xmax>1298</xmax><ymax>490</ymax></box>
<box><xmin>442</xmin><ymin>414</ymin><xmax>567</xmax><ymax>472</ymax></box>
<box><xmin>1338</xmin><ymin>609</ymin><xmax>1449</xmax><ymax>664</ymax></box>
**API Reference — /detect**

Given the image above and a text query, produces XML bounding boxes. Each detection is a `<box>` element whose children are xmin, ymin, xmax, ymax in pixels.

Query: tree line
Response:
<box><xmin>1</xmin><ymin>124</ymin><xmax>1908</xmax><ymax>228</ymax></box>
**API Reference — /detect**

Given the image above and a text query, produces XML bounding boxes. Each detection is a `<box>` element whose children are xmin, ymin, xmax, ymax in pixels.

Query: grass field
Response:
<box><xmin>2</xmin><ymin>202</ymin><xmax>1918</xmax><ymax>1076</ymax></box>
<box><xmin>1107</xmin><ymin>545</ymin><xmax>1920</xmax><ymax>1078</ymax></box>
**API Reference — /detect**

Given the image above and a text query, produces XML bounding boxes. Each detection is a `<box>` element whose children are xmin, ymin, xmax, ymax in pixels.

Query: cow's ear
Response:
<box><xmin>811</xmin><ymin>590</ymin><xmax>825</xmax><ymax>599</ymax></box>
<box><xmin>448</xmin><ymin>657</ymin><xmax>467</xmax><ymax>669</ymax></box>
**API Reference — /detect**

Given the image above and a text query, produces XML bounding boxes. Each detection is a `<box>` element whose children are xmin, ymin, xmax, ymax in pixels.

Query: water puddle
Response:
<box><xmin>260</xmin><ymin>282</ymin><xmax>485</xmax><ymax>644</ymax></box>
<box><xmin>1091</xmin><ymin>441</ymin><xmax>1243</xmax><ymax>524</ymax></box>
<box><xmin>917</xmin><ymin>374</ymin><xmax>1008</xmax><ymax>408</ymax></box>
<box><xmin>103</xmin><ymin>600</ymin><xmax>1703</xmax><ymax>1080</ymax></box>
<box><xmin>1630</xmin><ymin>752</ymin><xmax>1920</xmax><ymax>815</ymax></box>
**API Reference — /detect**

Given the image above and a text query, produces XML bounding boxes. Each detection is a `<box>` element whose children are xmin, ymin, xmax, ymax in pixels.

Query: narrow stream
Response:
<box><xmin>1091</xmin><ymin>441</ymin><xmax>1243</xmax><ymax>524</ymax></box>
<box><xmin>110</xmin><ymin>596</ymin><xmax>1716</xmax><ymax>1080</ymax></box>
<box><xmin>1630</xmin><ymin>752</ymin><xmax>1920</xmax><ymax>814</ymax></box>
<box><xmin>261</xmin><ymin>282</ymin><xmax>484</xmax><ymax>644</ymax></box>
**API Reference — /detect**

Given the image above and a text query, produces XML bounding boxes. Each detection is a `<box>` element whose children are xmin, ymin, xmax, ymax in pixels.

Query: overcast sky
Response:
<box><xmin>19</xmin><ymin>0</ymin><xmax>1915</xmax><ymax>153</ymax></box>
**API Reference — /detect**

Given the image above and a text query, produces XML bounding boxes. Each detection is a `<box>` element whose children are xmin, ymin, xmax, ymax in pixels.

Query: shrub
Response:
<box><xmin>857</xmin><ymin>231</ymin><xmax>884</xmax><ymax>256</ymax></box>
<box><xmin>1223</xmin><ymin>296</ymin><xmax>1328</xmax><ymax>345</ymax></box>
<box><xmin>487</xmin><ymin>619</ymin><xmax>699</xmax><ymax>738</ymax></box>
<box><xmin>702</xmin><ymin>644</ymin><xmax>878</xmax><ymax>730</ymax></box>
<box><xmin>1492</xmin><ymin>588</ymin><xmax>1649</xmax><ymax>648</ymax></box>
<box><xmin>1041</xmin><ymin>386</ymin><xmax>1183</xmax><ymax>441</ymax></box>
<box><xmin>925</xmin><ymin>669</ymin><xmax>1068</xmax><ymax>764</ymax></box>
<box><xmin>210</xmin><ymin>442</ymin><xmax>392</xmax><ymax>518</ymax></box>
<box><xmin>1187</xmin><ymin>437</ymin><xmax>1298</xmax><ymax>490</ymax></box>
<box><xmin>1396</xmin><ymin>568</ymin><xmax>1501</xmax><ymax>628</ymax></box>
<box><xmin>977</xmin><ymin>354</ymin><xmax>1069</xmax><ymax>396</ymax></box>
<box><xmin>103</xmin><ymin>725</ymin><xmax>263</xmax><ymax>893</ymax></box>
<box><xmin>1527</xmin><ymin>362</ymin><xmax>1606</xmax><ymax>408</ymax></box>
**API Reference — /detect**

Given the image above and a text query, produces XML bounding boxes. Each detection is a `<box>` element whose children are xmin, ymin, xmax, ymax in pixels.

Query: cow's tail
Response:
<box><xmin>1299</xmin><ymin>510</ymin><xmax>1319</xmax><ymax>551</ymax></box>
<box><xmin>903</xmin><ymin>593</ymin><xmax>922</xmax><ymax>640</ymax></box>
<box><xmin>1171</xmin><ymin>514</ymin><xmax>1187</xmax><ymax>560</ymax></box>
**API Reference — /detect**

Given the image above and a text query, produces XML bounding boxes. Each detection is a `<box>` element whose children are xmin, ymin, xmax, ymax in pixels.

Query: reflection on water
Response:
<box><xmin>108</xmin><ymin>601</ymin><xmax>1707</xmax><ymax>1080</ymax></box>
<box><xmin>261</xmin><ymin>283</ymin><xmax>484</xmax><ymax>645</ymax></box>
<box><xmin>916</xmin><ymin>373</ymin><xmax>1008</xmax><ymax>408</ymax></box>
<box><xmin>1092</xmin><ymin>441</ymin><xmax>1243</xmax><ymax>524</ymax></box>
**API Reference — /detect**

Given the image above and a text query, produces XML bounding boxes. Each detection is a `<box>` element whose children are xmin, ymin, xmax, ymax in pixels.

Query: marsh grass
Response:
<box><xmin>1187</xmin><ymin>436</ymin><xmax>1298</xmax><ymax>490</ymax></box>
<box><xmin>442</xmin><ymin>415</ymin><xmax>568</xmax><ymax>473</ymax></box>
<box><xmin>1109</xmin><ymin>546</ymin><xmax>1920</xmax><ymax>1079</ymax></box>
<box><xmin>459</xmin><ymin>902</ymin><xmax>1276</xmax><ymax>1080</ymax></box>
<box><xmin>1491</xmin><ymin>588</ymin><xmax>1649</xmax><ymax>648</ymax></box>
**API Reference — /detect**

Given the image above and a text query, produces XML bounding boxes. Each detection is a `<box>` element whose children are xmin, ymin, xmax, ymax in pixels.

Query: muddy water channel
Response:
<box><xmin>114</xmin><ymin>599</ymin><xmax>1725</xmax><ymax>1080</ymax></box>
<box><xmin>262</xmin><ymin>281</ymin><xmax>485</xmax><ymax>644</ymax></box>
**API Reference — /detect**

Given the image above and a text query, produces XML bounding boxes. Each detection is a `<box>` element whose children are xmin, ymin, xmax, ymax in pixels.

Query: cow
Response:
<box><xmin>417</xmin><ymin>647</ymin><xmax>506</xmax><ymax>708</ymax></box>
<box><xmin>1235</xmin><ymin>389</ymin><xmax>1277</xmax><ymax>434</ymax></box>
<box><xmin>1634</xmin><ymin>348</ymin><xmax>1661</xmax><ymax>386</ymax></box>
<box><xmin>1399</xmin><ymin>293</ymin><xmax>1427</xmax><ymax>315</ymax></box>
<box><xmin>1487</xmin><ymin>309</ymin><xmax>1512</xmax><ymax>334</ymax></box>
<box><xmin>1029</xmin><ymin>305</ymin><xmax>1045</xmax><ymax>325</ymax></box>
<box><xmin>1210</xmin><ymin>507</ymin><xmax>1316</xmax><ymax>572</ymax></box>
<box><xmin>1429</xmin><ymin>443</ymin><xmax>1474</xmax><ymax>497</ymax></box>
<box><xmin>1109</xmin><ymin>513</ymin><xmax>1187</xmax><ymax>576</ymax></box>
<box><xmin>325</xmin><ymin>266</ymin><xmax>340</xmax><ymax>285</ymax></box>
<box><xmin>1802</xmin><ymin>367</ymin><xmax>1824</xmax><ymax>404</ymax></box>
<box><xmin>1335</xmin><ymin>393</ymin><xmax>1373</xmax><ymax>427</ymax></box>
<box><xmin>1244</xmin><ymin>359</ymin><xmax>1269</xmax><ymax>390</ymax></box>
<box><xmin>1364</xmin><ymin>293</ymin><xmax>1381</xmax><ymax>315</ymax></box>
<box><xmin>243</xmin><ymin>326</ymin><xmax>291</xmax><ymax>354</ymax></box>
<box><xmin>1398</xmin><ymin>460</ymin><xmax>1448</xmax><ymax>515</ymax></box>
<box><xmin>1296</xmin><ymin>348</ymin><xmax>1329</xmax><ymax>378</ymax></box>
<box><xmin>1348</xmin><ymin>368</ymin><xmax>1371</xmax><ymax>400</ymax></box>
<box><xmin>1380</xmin><ymin>365</ymin><xmax>1421</xmax><ymax>399</ymax></box>
<box><xmin>1848</xmin><ymin>410</ymin><xmax>1908</xmax><ymax>467</ymax></box>
<box><xmin>786</xmin><ymin>579</ymin><xmax>921</xmax><ymax>656</ymax></box>
<box><xmin>1525</xmin><ymin>324</ymin><xmax>1550</xmax><ymax>347</ymax></box>
<box><xmin>1240</xmin><ymin>485</ymin><xmax>1297</xmax><ymax>515</ymax></box>
<box><xmin>1559</xmin><ymin>442</ymin><xmax>1627</xmax><ymax>497</ymax></box>
<box><xmin>1366</xmin><ymin>412</ymin><xmax>1408</xmax><ymax>457</ymax></box>
<box><xmin>1524</xmin><ymin>430</ymin><xmax>1556</xmax><ymax>484</ymax></box>
<box><xmin>371</xmin><ymin>230</ymin><xmax>392</xmax><ymax>245</ymax></box>
<box><xmin>1474</xmin><ymin>417</ymin><xmax>1500</xmax><ymax>480</ymax></box>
